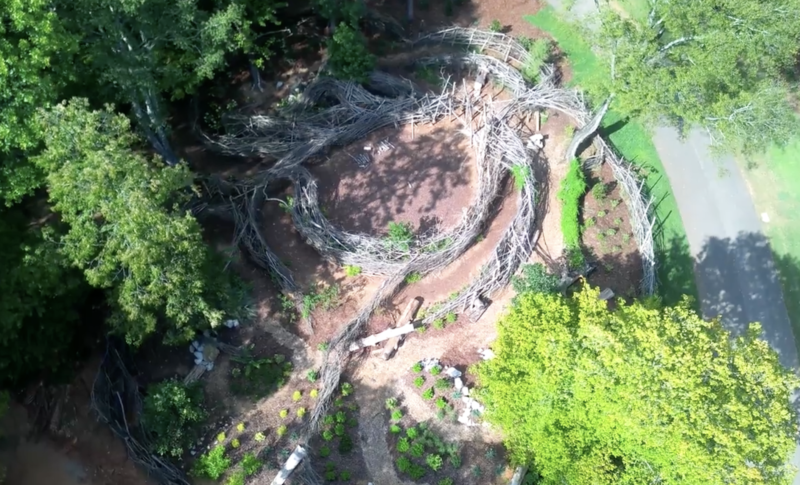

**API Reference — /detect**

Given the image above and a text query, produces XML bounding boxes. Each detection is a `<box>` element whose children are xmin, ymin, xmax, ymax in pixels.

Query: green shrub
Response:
<box><xmin>292</xmin><ymin>390</ymin><xmax>302</xmax><ymax>401</ymax></box>
<box><xmin>449</xmin><ymin>454</ymin><xmax>462</xmax><ymax>468</ymax></box>
<box><xmin>310</xmin><ymin>389</ymin><xmax>319</xmax><ymax>398</ymax></box>
<box><xmin>216</xmin><ymin>432</ymin><xmax>226</xmax><ymax>443</ymax></box>
<box><xmin>489</xmin><ymin>19</ymin><xmax>502</xmax><ymax>32</ymax></box>
<box><xmin>277</xmin><ymin>425</ymin><xmax>288</xmax><ymax>437</ymax></box>
<box><xmin>317</xmin><ymin>342</ymin><xmax>329</xmax><ymax>351</ymax></box>
<box><xmin>439</xmin><ymin>479</ymin><xmax>455</xmax><ymax>485</ymax></box>
<box><xmin>297</xmin><ymin>407</ymin><xmax>307</xmax><ymax>418</ymax></box>
<box><xmin>390</xmin><ymin>424</ymin><xmax>402</xmax><ymax>434</ymax></box>
<box><xmin>236</xmin><ymin>422</ymin><xmax>245</xmax><ymax>433</ymax></box>
<box><xmin>396</xmin><ymin>456</ymin><xmax>412</xmax><ymax>473</ymax></box>
<box><xmin>320</xmin><ymin>445</ymin><xmax>331</xmax><ymax>457</ymax></box>
<box><xmin>142</xmin><ymin>379</ymin><xmax>206</xmax><ymax>457</ymax></box>
<box><xmin>511</xmin><ymin>164</ymin><xmax>531</xmax><ymax>190</ymax></box>
<box><xmin>231</xmin><ymin>438</ymin><xmax>240</xmax><ymax>449</ymax></box>
<box><xmin>192</xmin><ymin>446</ymin><xmax>231</xmax><ymax>479</ymax></box>
<box><xmin>435</xmin><ymin>378</ymin><xmax>451</xmax><ymax>390</ymax></box>
<box><xmin>422</xmin><ymin>388</ymin><xmax>435</xmax><ymax>400</ymax></box>
<box><xmin>445</xmin><ymin>312</ymin><xmax>457</xmax><ymax>323</ymax></box>
<box><xmin>426</xmin><ymin>454</ymin><xmax>444</xmax><ymax>471</ymax></box>
<box><xmin>435</xmin><ymin>397</ymin><xmax>447</xmax><ymax>409</ymax></box>
<box><xmin>229</xmin><ymin>354</ymin><xmax>286</xmax><ymax>398</ymax></box>
<box><xmin>307</xmin><ymin>370</ymin><xmax>319</xmax><ymax>382</ymax></box>
<box><xmin>405</xmin><ymin>271</ymin><xmax>422</xmax><ymax>284</ymax></box>
<box><xmin>412</xmin><ymin>362</ymin><xmax>424</xmax><ymax>373</ymax></box>
<box><xmin>410</xmin><ymin>443</ymin><xmax>424</xmax><ymax>458</ymax></box>
<box><xmin>512</xmin><ymin>263</ymin><xmax>560</xmax><ymax>295</ymax></box>
<box><xmin>322</xmin><ymin>429</ymin><xmax>334</xmax><ymax>441</ymax></box>
<box><xmin>335</xmin><ymin>423</ymin><xmax>346</xmax><ymax>436</ymax></box>
<box><xmin>325</xmin><ymin>470</ymin><xmax>337</xmax><ymax>482</ymax></box>
<box><xmin>397</xmin><ymin>437</ymin><xmax>411</xmax><ymax>453</ymax></box>
<box><xmin>386</xmin><ymin>221</ymin><xmax>414</xmax><ymax>252</ymax></box>
<box><xmin>338</xmin><ymin>434</ymin><xmax>354</xmax><ymax>454</ymax></box>
<box><xmin>254</xmin><ymin>432</ymin><xmax>265</xmax><ymax>442</ymax></box>
<box><xmin>433</xmin><ymin>319</ymin><xmax>445</xmax><ymax>329</ymax></box>
<box><xmin>341</xmin><ymin>382</ymin><xmax>354</xmax><ymax>397</ymax></box>
<box><xmin>340</xmin><ymin>470</ymin><xmax>351</xmax><ymax>481</ymax></box>
<box><xmin>279</xmin><ymin>409</ymin><xmax>289</xmax><ymax>419</ymax></box>
<box><xmin>558</xmin><ymin>159</ymin><xmax>587</xmax><ymax>269</ymax></box>
<box><xmin>391</xmin><ymin>409</ymin><xmax>403</xmax><ymax>421</ymax></box>
<box><xmin>241</xmin><ymin>452</ymin><xmax>263</xmax><ymax>476</ymax></box>
<box><xmin>430</xmin><ymin>365</ymin><xmax>442</xmax><ymax>376</ymax></box>
<box><xmin>323</xmin><ymin>414</ymin><xmax>335</xmax><ymax>425</ymax></box>
<box><xmin>592</xmin><ymin>182</ymin><xmax>608</xmax><ymax>201</ymax></box>
<box><xmin>327</xmin><ymin>23</ymin><xmax>374</xmax><ymax>82</ymax></box>
<box><xmin>522</xmin><ymin>39</ymin><xmax>552</xmax><ymax>82</ymax></box>
<box><xmin>385</xmin><ymin>397</ymin><xmax>398</xmax><ymax>409</ymax></box>
<box><xmin>344</xmin><ymin>265</ymin><xmax>362</xmax><ymax>277</ymax></box>
<box><xmin>414</xmin><ymin>376</ymin><xmax>425</xmax><ymax>388</ymax></box>
<box><xmin>406</xmin><ymin>427</ymin><xmax>418</xmax><ymax>439</ymax></box>
<box><xmin>409</xmin><ymin>464</ymin><xmax>427</xmax><ymax>480</ymax></box>
<box><xmin>336</xmin><ymin>411</ymin><xmax>347</xmax><ymax>423</ymax></box>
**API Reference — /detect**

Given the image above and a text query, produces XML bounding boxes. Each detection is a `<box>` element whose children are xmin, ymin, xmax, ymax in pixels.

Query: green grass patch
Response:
<box><xmin>526</xmin><ymin>7</ymin><xmax>697</xmax><ymax>305</ymax></box>
<box><xmin>558</xmin><ymin>159</ymin><xmax>587</xmax><ymax>269</ymax></box>
<box><xmin>741</xmin><ymin>141</ymin><xmax>800</xmax><ymax>353</ymax></box>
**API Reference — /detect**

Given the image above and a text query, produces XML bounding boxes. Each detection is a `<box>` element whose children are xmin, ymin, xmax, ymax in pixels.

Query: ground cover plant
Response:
<box><xmin>476</xmin><ymin>285</ymin><xmax>798</xmax><ymax>484</ymax></box>
<box><xmin>141</xmin><ymin>379</ymin><xmax>207</xmax><ymax>458</ymax></box>
<box><xmin>229</xmin><ymin>351</ymin><xmax>290</xmax><ymax>399</ymax></box>
<box><xmin>311</xmin><ymin>381</ymin><xmax>362</xmax><ymax>480</ymax></box>
<box><xmin>557</xmin><ymin>159</ymin><xmax>587</xmax><ymax>269</ymax></box>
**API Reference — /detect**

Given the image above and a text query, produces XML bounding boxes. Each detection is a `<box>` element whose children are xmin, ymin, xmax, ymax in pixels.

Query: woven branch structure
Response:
<box><xmin>100</xmin><ymin>27</ymin><xmax>657</xmax><ymax>485</ymax></box>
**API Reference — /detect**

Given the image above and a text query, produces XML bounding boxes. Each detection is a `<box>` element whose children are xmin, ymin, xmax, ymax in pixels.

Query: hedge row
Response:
<box><xmin>558</xmin><ymin>159</ymin><xmax>587</xmax><ymax>268</ymax></box>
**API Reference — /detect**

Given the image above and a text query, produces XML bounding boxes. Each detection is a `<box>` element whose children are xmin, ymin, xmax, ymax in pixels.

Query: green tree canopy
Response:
<box><xmin>35</xmin><ymin>99</ymin><xmax>239</xmax><ymax>345</ymax></box>
<box><xmin>593</xmin><ymin>0</ymin><xmax>800</xmax><ymax>152</ymax></box>
<box><xmin>476</xmin><ymin>285</ymin><xmax>799</xmax><ymax>484</ymax></box>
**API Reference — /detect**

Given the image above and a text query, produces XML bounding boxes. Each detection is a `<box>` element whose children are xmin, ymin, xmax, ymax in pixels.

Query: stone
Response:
<box><xmin>193</xmin><ymin>350</ymin><xmax>204</xmax><ymax>360</ymax></box>
<box><xmin>444</xmin><ymin>367</ymin><xmax>462</xmax><ymax>378</ymax></box>
<box><xmin>205</xmin><ymin>362</ymin><xmax>214</xmax><ymax>372</ymax></box>
<box><xmin>462</xmin><ymin>387</ymin><xmax>470</xmax><ymax>397</ymax></box>
<box><xmin>276</xmin><ymin>81</ymin><xmax>284</xmax><ymax>89</ymax></box>
<box><xmin>454</xmin><ymin>377</ymin><xmax>463</xmax><ymax>391</ymax></box>
<box><xmin>194</xmin><ymin>356</ymin><xmax>203</xmax><ymax>365</ymax></box>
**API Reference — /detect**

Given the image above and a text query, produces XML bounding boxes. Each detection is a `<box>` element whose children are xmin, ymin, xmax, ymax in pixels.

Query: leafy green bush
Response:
<box><xmin>391</xmin><ymin>409</ymin><xmax>403</xmax><ymax>421</ymax></box>
<box><xmin>297</xmin><ymin>407</ymin><xmax>307</xmax><ymax>418</ymax></box>
<box><xmin>344</xmin><ymin>265</ymin><xmax>362</xmax><ymax>277</ymax></box>
<box><xmin>390</xmin><ymin>424</ymin><xmax>402</xmax><ymax>434</ymax></box>
<box><xmin>410</xmin><ymin>442</ymin><xmax>424</xmax><ymax>458</ymax></box>
<box><xmin>592</xmin><ymin>182</ymin><xmax>608</xmax><ymax>201</ymax></box>
<box><xmin>335</xmin><ymin>423</ymin><xmax>346</xmax><ymax>436</ymax></box>
<box><xmin>522</xmin><ymin>39</ymin><xmax>552</xmax><ymax>82</ymax></box>
<box><xmin>254</xmin><ymin>432</ymin><xmax>265</xmax><ymax>442</ymax></box>
<box><xmin>422</xmin><ymin>388</ymin><xmax>435</xmax><ymax>400</ymax></box>
<box><xmin>336</xmin><ymin>411</ymin><xmax>347</xmax><ymax>423</ymax></box>
<box><xmin>430</xmin><ymin>365</ymin><xmax>442</xmax><ymax>376</ymax></box>
<box><xmin>385</xmin><ymin>397</ymin><xmax>398</xmax><ymax>409</ymax></box>
<box><xmin>323</xmin><ymin>414</ymin><xmax>335</xmax><ymax>425</ymax></box>
<box><xmin>341</xmin><ymin>382</ymin><xmax>354</xmax><ymax>397</ymax></box>
<box><xmin>292</xmin><ymin>390</ymin><xmax>302</xmax><ymax>401</ymax></box>
<box><xmin>231</xmin><ymin>438</ymin><xmax>240</xmax><ymax>449</ymax></box>
<box><xmin>241</xmin><ymin>452</ymin><xmax>262</xmax><ymax>476</ymax></box>
<box><xmin>435</xmin><ymin>397</ymin><xmax>447</xmax><ymax>409</ymax></box>
<box><xmin>396</xmin><ymin>456</ymin><xmax>412</xmax><ymax>473</ymax></box>
<box><xmin>439</xmin><ymin>479</ymin><xmax>454</xmax><ymax>485</ymax></box>
<box><xmin>192</xmin><ymin>446</ymin><xmax>230</xmax><ymax>479</ymax></box>
<box><xmin>277</xmin><ymin>425</ymin><xmax>288</xmax><ymax>437</ymax></box>
<box><xmin>386</xmin><ymin>221</ymin><xmax>414</xmax><ymax>252</ymax></box>
<box><xmin>409</xmin><ymin>464</ymin><xmax>427</xmax><ymax>480</ymax></box>
<box><xmin>426</xmin><ymin>454</ymin><xmax>443</xmax><ymax>471</ymax></box>
<box><xmin>142</xmin><ymin>379</ymin><xmax>206</xmax><ymax>457</ymax></box>
<box><xmin>433</xmin><ymin>319</ymin><xmax>445</xmax><ymax>329</ymax></box>
<box><xmin>322</xmin><ymin>429</ymin><xmax>334</xmax><ymax>441</ymax></box>
<box><xmin>435</xmin><ymin>378</ymin><xmax>451</xmax><ymax>390</ymax></box>
<box><xmin>445</xmin><ymin>312</ymin><xmax>457</xmax><ymax>323</ymax></box>
<box><xmin>338</xmin><ymin>434</ymin><xmax>354</xmax><ymax>454</ymax></box>
<box><xmin>279</xmin><ymin>409</ymin><xmax>289</xmax><ymax>418</ymax></box>
<box><xmin>320</xmin><ymin>445</ymin><xmax>331</xmax><ymax>457</ymax></box>
<box><xmin>511</xmin><ymin>164</ymin><xmax>531</xmax><ymax>190</ymax></box>
<box><xmin>405</xmin><ymin>272</ymin><xmax>422</xmax><ymax>284</ymax></box>
<box><xmin>340</xmin><ymin>470</ymin><xmax>351</xmax><ymax>481</ymax></box>
<box><xmin>397</xmin><ymin>437</ymin><xmax>411</xmax><ymax>453</ymax></box>
<box><xmin>226</xmin><ymin>470</ymin><xmax>245</xmax><ymax>485</ymax></box>
<box><xmin>449</xmin><ymin>453</ymin><xmax>462</xmax><ymax>468</ymax></box>
<box><xmin>512</xmin><ymin>263</ymin><xmax>560</xmax><ymax>295</ymax></box>
<box><xmin>558</xmin><ymin>159</ymin><xmax>587</xmax><ymax>269</ymax></box>
<box><xmin>412</xmin><ymin>362</ymin><xmax>423</xmax><ymax>373</ymax></box>
<box><xmin>327</xmin><ymin>23</ymin><xmax>374</xmax><ymax>82</ymax></box>
<box><xmin>406</xmin><ymin>427</ymin><xmax>418</xmax><ymax>439</ymax></box>
<box><xmin>307</xmin><ymin>370</ymin><xmax>319</xmax><ymax>382</ymax></box>
<box><xmin>414</xmin><ymin>376</ymin><xmax>425</xmax><ymax>387</ymax></box>
<box><xmin>229</xmin><ymin>354</ymin><xmax>286</xmax><ymax>398</ymax></box>
<box><xmin>489</xmin><ymin>19</ymin><xmax>502</xmax><ymax>32</ymax></box>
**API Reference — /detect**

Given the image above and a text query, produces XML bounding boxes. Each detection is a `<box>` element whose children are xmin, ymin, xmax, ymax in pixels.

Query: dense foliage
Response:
<box><xmin>475</xmin><ymin>286</ymin><xmax>799</xmax><ymax>484</ymax></box>
<box><xmin>593</xmin><ymin>0</ymin><xmax>800</xmax><ymax>152</ymax></box>
<box><xmin>142</xmin><ymin>379</ymin><xmax>207</xmax><ymax>458</ymax></box>
<box><xmin>326</xmin><ymin>22</ymin><xmax>375</xmax><ymax>83</ymax></box>
<box><xmin>557</xmin><ymin>159</ymin><xmax>586</xmax><ymax>268</ymax></box>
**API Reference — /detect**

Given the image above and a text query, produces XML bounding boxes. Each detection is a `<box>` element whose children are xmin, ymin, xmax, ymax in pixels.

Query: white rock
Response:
<box><xmin>276</xmin><ymin>81</ymin><xmax>284</xmax><ymax>89</ymax></box>
<box><xmin>205</xmin><ymin>362</ymin><xmax>214</xmax><ymax>371</ymax></box>
<box><xmin>462</xmin><ymin>386</ymin><xmax>470</xmax><ymax>397</ymax></box>
<box><xmin>193</xmin><ymin>350</ymin><xmax>204</xmax><ymax>360</ymax></box>
<box><xmin>454</xmin><ymin>377</ymin><xmax>463</xmax><ymax>391</ymax></box>
<box><xmin>480</xmin><ymin>349</ymin><xmax>496</xmax><ymax>360</ymax></box>
<box><xmin>233</xmin><ymin>319</ymin><xmax>240</xmax><ymax>327</ymax></box>
<box><xmin>194</xmin><ymin>356</ymin><xmax>203</xmax><ymax>365</ymax></box>
<box><xmin>363</xmin><ymin>146</ymin><xmax>372</xmax><ymax>151</ymax></box>
<box><xmin>444</xmin><ymin>367</ymin><xmax>462</xmax><ymax>378</ymax></box>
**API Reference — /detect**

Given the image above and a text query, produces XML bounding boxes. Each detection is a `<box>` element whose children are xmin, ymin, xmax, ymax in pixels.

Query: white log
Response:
<box><xmin>349</xmin><ymin>324</ymin><xmax>415</xmax><ymax>351</ymax></box>
<box><xmin>598</xmin><ymin>288</ymin><xmax>615</xmax><ymax>301</ymax></box>
<box><xmin>270</xmin><ymin>445</ymin><xmax>307</xmax><ymax>485</ymax></box>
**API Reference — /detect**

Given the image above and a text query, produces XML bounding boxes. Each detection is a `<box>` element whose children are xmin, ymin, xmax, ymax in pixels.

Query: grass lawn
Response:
<box><xmin>526</xmin><ymin>7</ymin><xmax>698</xmax><ymax>305</ymax></box>
<box><xmin>741</xmin><ymin>143</ymin><xmax>800</xmax><ymax>344</ymax></box>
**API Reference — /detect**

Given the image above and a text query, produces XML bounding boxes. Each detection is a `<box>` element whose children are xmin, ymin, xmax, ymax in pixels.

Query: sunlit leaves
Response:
<box><xmin>476</xmin><ymin>286</ymin><xmax>799</xmax><ymax>485</ymax></box>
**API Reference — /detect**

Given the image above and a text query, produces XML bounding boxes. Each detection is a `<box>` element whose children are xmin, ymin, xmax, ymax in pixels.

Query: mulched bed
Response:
<box><xmin>580</xmin><ymin>163</ymin><xmax>643</xmax><ymax>300</ymax></box>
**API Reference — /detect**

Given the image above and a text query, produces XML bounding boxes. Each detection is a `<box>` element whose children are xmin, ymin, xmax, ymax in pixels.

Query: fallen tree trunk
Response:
<box><xmin>348</xmin><ymin>323</ymin><xmax>415</xmax><ymax>351</ymax></box>
<box><xmin>270</xmin><ymin>445</ymin><xmax>307</xmax><ymax>485</ymax></box>
<box><xmin>383</xmin><ymin>297</ymin><xmax>422</xmax><ymax>359</ymax></box>
<box><xmin>565</xmin><ymin>95</ymin><xmax>613</xmax><ymax>163</ymax></box>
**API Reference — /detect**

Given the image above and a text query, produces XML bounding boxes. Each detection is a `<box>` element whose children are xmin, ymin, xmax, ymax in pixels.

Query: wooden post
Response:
<box><xmin>383</xmin><ymin>297</ymin><xmax>422</xmax><ymax>359</ymax></box>
<box><xmin>270</xmin><ymin>445</ymin><xmax>307</xmax><ymax>485</ymax></box>
<box><xmin>534</xmin><ymin>110</ymin><xmax>540</xmax><ymax>132</ymax></box>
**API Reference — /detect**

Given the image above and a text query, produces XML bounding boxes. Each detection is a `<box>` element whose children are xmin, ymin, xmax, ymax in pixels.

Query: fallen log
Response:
<box><xmin>270</xmin><ymin>445</ymin><xmax>307</xmax><ymax>485</ymax></box>
<box><xmin>383</xmin><ymin>297</ymin><xmax>423</xmax><ymax>359</ymax></box>
<box><xmin>348</xmin><ymin>323</ymin><xmax>415</xmax><ymax>352</ymax></box>
<box><xmin>565</xmin><ymin>95</ymin><xmax>613</xmax><ymax>163</ymax></box>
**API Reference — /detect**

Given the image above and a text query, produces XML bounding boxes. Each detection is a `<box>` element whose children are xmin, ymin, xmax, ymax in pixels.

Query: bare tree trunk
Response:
<box><xmin>407</xmin><ymin>0</ymin><xmax>413</xmax><ymax>21</ymax></box>
<box><xmin>565</xmin><ymin>95</ymin><xmax>613</xmax><ymax>163</ymax></box>
<box><xmin>131</xmin><ymin>95</ymin><xmax>179</xmax><ymax>166</ymax></box>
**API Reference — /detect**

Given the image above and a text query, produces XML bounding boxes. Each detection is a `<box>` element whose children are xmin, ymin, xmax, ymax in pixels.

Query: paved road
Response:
<box><xmin>543</xmin><ymin>0</ymin><xmax>800</xmax><ymax>479</ymax></box>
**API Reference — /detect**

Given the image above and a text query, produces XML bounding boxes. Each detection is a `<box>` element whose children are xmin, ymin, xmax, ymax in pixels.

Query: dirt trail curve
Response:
<box><xmin>543</xmin><ymin>0</ymin><xmax>800</xmax><ymax>480</ymax></box>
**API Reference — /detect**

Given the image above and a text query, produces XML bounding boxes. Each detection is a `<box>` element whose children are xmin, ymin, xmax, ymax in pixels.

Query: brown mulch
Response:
<box><xmin>580</xmin><ymin>163</ymin><xmax>643</xmax><ymax>300</ymax></box>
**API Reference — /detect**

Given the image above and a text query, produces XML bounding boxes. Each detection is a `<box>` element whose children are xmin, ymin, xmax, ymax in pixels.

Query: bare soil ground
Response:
<box><xmin>581</xmin><ymin>163</ymin><xmax>644</xmax><ymax>300</ymax></box>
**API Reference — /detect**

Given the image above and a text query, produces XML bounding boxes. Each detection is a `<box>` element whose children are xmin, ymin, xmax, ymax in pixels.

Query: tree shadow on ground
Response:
<box><xmin>694</xmin><ymin>231</ymin><xmax>798</xmax><ymax>369</ymax></box>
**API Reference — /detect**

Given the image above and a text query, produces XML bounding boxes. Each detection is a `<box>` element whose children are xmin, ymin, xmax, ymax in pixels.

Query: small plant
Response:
<box><xmin>317</xmin><ymin>342</ymin><xmax>329</xmax><ymax>352</ymax></box>
<box><xmin>310</xmin><ymin>389</ymin><xmax>319</xmax><ymax>398</ymax></box>
<box><xmin>397</xmin><ymin>437</ymin><xmax>411</xmax><ymax>453</ymax></box>
<box><xmin>614</xmin><ymin>245</ymin><xmax>623</xmax><ymax>253</ymax></box>
<box><xmin>279</xmin><ymin>409</ymin><xmax>289</xmax><ymax>419</ymax></box>
<box><xmin>216</xmin><ymin>432</ymin><xmax>226</xmax><ymax>443</ymax></box>
<box><xmin>592</xmin><ymin>182</ymin><xmax>608</xmax><ymax>201</ymax></box>
<box><xmin>385</xmin><ymin>397</ymin><xmax>398</xmax><ymax>409</ymax></box>
<box><xmin>386</xmin><ymin>221</ymin><xmax>414</xmax><ymax>252</ymax></box>
<box><xmin>489</xmin><ymin>19</ymin><xmax>502</xmax><ymax>32</ymax></box>
<box><xmin>540</xmin><ymin>111</ymin><xmax>549</xmax><ymax>124</ymax></box>
<box><xmin>412</xmin><ymin>362</ymin><xmax>423</xmax><ymax>373</ymax></box>
<box><xmin>510</xmin><ymin>164</ymin><xmax>531</xmax><ymax>190</ymax></box>
<box><xmin>410</xmin><ymin>464</ymin><xmax>427</xmax><ymax>480</ymax></box>
<box><xmin>297</xmin><ymin>407</ymin><xmax>307</xmax><ymax>418</ymax></box>
<box><xmin>512</xmin><ymin>263</ymin><xmax>560</xmax><ymax>295</ymax></box>
<box><xmin>307</xmin><ymin>370</ymin><xmax>319</xmax><ymax>382</ymax></box>
<box><xmin>583</xmin><ymin>217</ymin><xmax>596</xmax><ymax>229</ymax></box>
<box><xmin>485</xmin><ymin>447</ymin><xmax>496</xmax><ymax>460</ymax></box>
<box><xmin>192</xmin><ymin>446</ymin><xmax>231</xmax><ymax>479</ymax></box>
<box><xmin>322</xmin><ymin>429</ymin><xmax>334</xmax><ymax>441</ymax></box>
<box><xmin>334</xmin><ymin>398</ymin><xmax>344</xmax><ymax>407</ymax></box>
<box><xmin>416</xmin><ymin>326</ymin><xmax>426</xmax><ymax>334</ymax></box>
<box><xmin>429</xmin><ymin>365</ymin><xmax>442</xmax><ymax>376</ymax></box>
<box><xmin>436</xmin><ymin>409</ymin><xmax>446</xmax><ymax>420</ymax></box>
<box><xmin>277</xmin><ymin>425</ymin><xmax>288</xmax><ymax>437</ymax></box>
<box><xmin>341</xmin><ymin>382</ymin><xmax>354</xmax><ymax>397</ymax></box>
<box><xmin>433</xmin><ymin>319</ymin><xmax>445</xmax><ymax>329</ymax></box>
<box><xmin>439</xmin><ymin>479</ymin><xmax>455</xmax><ymax>485</ymax></box>
<box><xmin>338</xmin><ymin>434</ymin><xmax>354</xmax><ymax>454</ymax></box>
<box><xmin>472</xmin><ymin>465</ymin><xmax>483</xmax><ymax>477</ymax></box>
<box><xmin>606</xmin><ymin>228</ymin><xmax>617</xmax><ymax>237</ymax></box>
<box><xmin>449</xmin><ymin>453</ymin><xmax>462</xmax><ymax>468</ymax></box>
<box><xmin>391</xmin><ymin>409</ymin><xmax>403</xmax><ymax>421</ymax></box>
<box><xmin>335</xmin><ymin>423</ymin><xmax>346</xmax><ymax>436</ymax></box>
<box><xmin>435</xmin><ymin>397</ymin><xmax>447</xmax><ymax>409</ymax></box>
<box><xmin>236</xmin><ymin>422</ymin><xmax>245</xmax><ymax>433</ymax></box>
<box><xmin>451</xmin><ymin>390</ymin><xmax>462</xmax><ymax>399</ymax></box>
<box><xmin>611</xmin><ymin>199</ymin><xmax>621</xmax><ymax>209</ymax></box>
<box><xmin>397</xmin><ymin>456</ymin><xmax>412</xmax><ymax>473</ymax></box>
<box><xmin>614</xmin><ymin>217</ymin><xmax>623</xmax><ymax>226</ymax></box>
<box><xmin>405</xmin><ymin>272</ymin><xmax>422</xmax><ymax>284</ymax></box>
<box><xmin>410</xmin><ymin>442</ymin><xmax>425</xmax><ymax>458</ymax></box>
<box><xmin>323</xmin><ymin>415</ymin><xmax>335</xmax><ymax>426</ymax></box>
<box><xmin>344</xmin><ymin>265</ymin><xmax>362</xmax><ymax>277</ymax></box>
<box><xmin>336</xmin><ymin>411</ymin><xmax>347</xmax><ymax>423</ymax></box>
<box><xmin>254</xmin><ymin>431</ymin><xmax>265</xmax><ymax>442</ymax></box>
<box><xmin>406</xmin><ymin>427</ymin><xmax>418</xmax><ymax>439</ymax></box>
<box><xmin>340</xmin><ymin>470</ymin><xmax>351</xmax><ymax>481</ymax></box>
<box><xmin>226</xmin><ymin>470</ymin><xmax>245</xmax><ymax>485</ymax></box>
<box><xmin>565</xmin><ymin>125</ymin><xmax>575</xmax><ymax>138</ymax></box>
<box><xmin>142</xmin><ymin>379</ymin><xmax>207</xmax><ymax>458</ymax></box>
<box><xmin>597</xmin><ymin>210</ymin><xmax>607</xmax><ymax>218</ymax></box>
<box><xmin>422</xmin><ymin>388</ymin><xmax>435</xmax><ymax>400</ymax></box>
<box><xmin>320</xmin><ymin>445</ymin><xmax>331</xmax><ymax>458</ymax></box>
<box><xmin>445</xmin><ymin>312</ymin><xmax>457</xmax><ymax>323</ymax></box>
<box><xmin>435</xmin><ymin>378</ymin><xmax>451</xmax><ymax>390</ymax></box>
<box><xmin>597</xmin><ymin>232</ymin><xmax>606</xmax><ymax>241</ymax></box>
<box><xmin>426</xmin><ymin>454</ymin><xmax>444</xmax><ymax>471</ymax></box>
<box><xmin>292</xmin><ymin>390</ymin><xmax>302</xmax><ymax>402</ymax></box>
<box><xmin>241</xmin><ymin>452</ymin><xmax>263</xmax><ymax>477</ymax></box>
<box><xmin>325</xmin><ymin>470</ymin><xmax>337</xmax><ymax>482</ymax></box>
<box><xmin>231</xmin><ymin>438</ymin><xmax>240</xmax><ymax>449</ymax></box>
<box><xmin>414</xmin><ymin>376</ymin><xmax>425</xmax><ymax>388</ymax></box>
<box><xmin>390</xmin><ymin>424</ymin><xmax>402</xmax><ymax>433</ymax></box>
<box><xmin>622</xmin><ymin>234</ymin><xmax>631</xmax><ymax>243</ymax></box>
